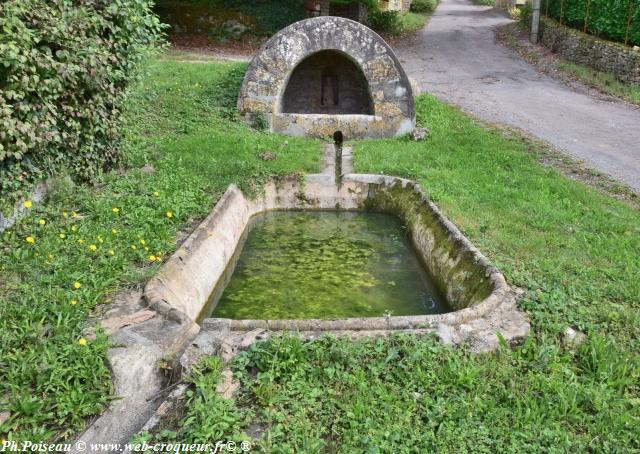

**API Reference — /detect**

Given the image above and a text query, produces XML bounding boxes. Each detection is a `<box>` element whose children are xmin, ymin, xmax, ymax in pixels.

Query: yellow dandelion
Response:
<box><xmin>59</xmin><ymin>233</ymin><xmax>66</xmax><ymax>239</ymax></box>
<box><xmin>71</xmin><ymin>211</ymin><xmax>78</xmax><ymax>218</ymax></box>
<box><xmin>70</xmin><ymin>299</ymin><xmax>78</xmax><ymax>306</ymax></box>
<box><xmin>153</xmin><ymin>191</ymin><xmax>160</xmax><ymax>197</ymax></box>
<box><xmin>148</xmin><ymin>255</ymin><xmax>157</xmax><ymax>262</ymax></box>
<box><xmin>131</xmin><ymin>245</ymin><xmax>137</xmax><ymax>250</ymax></box>
<box><xmin>71</xmin><ymin>225</ymin><xmax>77</xmax><ymax>232</ymax></box>
<box><xmin>166</xmin><ymin>211</ymin><xmax>173</xmax><ymax>219</ymax></box>
<box><xmin>111</xmin><ymin>229</ymin><xmax>118</xmax><ymax>234</ymax></box>
<box><xmin>139</xmin><ymin>239</ymin><xmax>146</xmax><ymax>245</ymax></box>
<box><xmin>89</xmin><ymin>244</ymin><xmax>97</xmax><ymax>252</ymax></box>
<box><xmin>78</xmin><ymin>338</ymin><xmax>88</xmax><ymax>346</ymax></box>
<box><xmin>112</xmin><ymin>207</ymin><xmax>120</xmax><ymax>214</ymax></box>
<box><xmin>25</xmin><ymin>236</ymin><xmax>35</xmax><ymax>244</ymax></box>
<box><xmin>63</xmin><ymin>211</ymin><xmax>68</xmax><ymax>218</ymax></box>
<box><xmin>73</xmin><ymin>281</ymin><xmax>81</xmax><ymax>289</ymax></box>
<box><xmin>97</xmin><ymin>236</ymin><xmax>103</xmax><ymax>243</ymax></box>
<box><xmin>38</xmin><ymin>219</ymin><xmax>46</xmax><ymax>226</ymax></box>
<box><xmin>23</xmin><ymin>200</ymin><xmax>33</xmax><ymax>208</ymax></box>
<box><xmin>78</xmin><ymin>239</ymin><xmax>84</xmax><ymax>244</ymax></box>
<box><xmin>108</xmin><ymin>250</ymin><xmax>115</xmax><ymax>256</ymax></box>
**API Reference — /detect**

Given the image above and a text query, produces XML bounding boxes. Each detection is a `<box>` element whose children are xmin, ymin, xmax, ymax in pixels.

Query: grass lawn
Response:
<box><xmin>555</xmin><ymin>60</ymin><xmax>640</xmax><ymax>107</ymax></box>
<box><xmin>0</xmin><ymin>59</ymin><xmax>320</xmax><ymax>440</ymax></box>
<box><xmin>397</xmin><ymin>12</ymin><xmax>428</xmax><ymax>35</ymax></box>
<box><xmin>150</xmin><ymin>86</ymin><xmax>639</xmax><ymax>452</ymax></box>
<box><xmin>1</xmin><ymin>57</ymin><xmax>638</xmax><ymax>449</ymax></box>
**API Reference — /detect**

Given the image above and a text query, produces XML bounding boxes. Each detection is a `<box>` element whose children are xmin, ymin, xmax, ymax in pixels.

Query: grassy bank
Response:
<box><xmin>139</xmin><ymin>64</ymin><xmax>636</xmax><ymax>450</ymax></box>
<box><xmin>1</xmin><ymin>58</ymin><xmax>638</xmax><ymax>448</ymax></box>
<box><xmin>556</xmin><ymin>60</ymin><xmax>640</xmax><ymax>106</ymax></box>
<box><xmin>397</xmin><ymin>11</ymin><xmax>428</xmax><ymax>35</ymax></box>
<box><xmin>497</xmin><ymin>23</ymin><xmax>640</xmax><ymax>108</ymax></box>
<box><xmin>0</xmin><ymin>59</ymin><xmax>320</xmax><ymax>440</ymax></box>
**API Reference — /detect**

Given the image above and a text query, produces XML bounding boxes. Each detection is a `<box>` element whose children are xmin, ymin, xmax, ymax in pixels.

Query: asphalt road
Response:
<box><xmin>395</xmin><ymin>0</ymin><xmax>640</xmax><ymax>192</ymax></box>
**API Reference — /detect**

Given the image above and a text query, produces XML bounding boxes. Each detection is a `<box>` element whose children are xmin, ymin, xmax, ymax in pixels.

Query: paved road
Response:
<box><xmin>395</xmin><ymin>0</ymin><xmax>640</xmax><ymax>192</ymax></box>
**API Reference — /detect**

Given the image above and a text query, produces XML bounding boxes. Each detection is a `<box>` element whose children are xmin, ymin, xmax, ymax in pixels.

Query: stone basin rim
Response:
<box><xmin>143</xmin><ymin>172</ymin><xmax>512</xmax><ymax>329</ymax></box>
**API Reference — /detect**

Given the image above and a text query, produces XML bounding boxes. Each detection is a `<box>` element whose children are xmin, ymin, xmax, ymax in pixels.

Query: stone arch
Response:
<box><xmin>281</xmin><ymin>49</ymin><xmax>374</xmax><ymax>115</ymax></box>
<box><xmin>238</xmin><ymin>16</ymin><xmax>415</xmax><ymax>139</ymax></box>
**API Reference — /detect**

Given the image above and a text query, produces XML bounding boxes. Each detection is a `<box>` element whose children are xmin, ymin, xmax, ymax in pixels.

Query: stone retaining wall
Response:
<box><xmin>539</xmin><ymin>17</ymin><xmax>640</xmax><ymax>85</ymax></box>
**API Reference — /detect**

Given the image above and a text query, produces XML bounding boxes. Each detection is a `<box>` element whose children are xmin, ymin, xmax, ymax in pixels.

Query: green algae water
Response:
<box><xmin>206</xmin><ymin>211</ymin><xmax>449</xmax><ymax>320</ymax></box>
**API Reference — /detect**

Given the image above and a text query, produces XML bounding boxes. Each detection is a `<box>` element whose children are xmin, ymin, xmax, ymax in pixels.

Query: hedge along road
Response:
<box><xmin>395</xmin><ymin>0</ymin><xmax>640</xmax><ymax>192</ymax></box>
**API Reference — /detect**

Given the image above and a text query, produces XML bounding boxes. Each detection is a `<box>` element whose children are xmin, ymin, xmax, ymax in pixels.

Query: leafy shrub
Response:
<box><xmin>369</xmin><ymin>9</ymin><xmax>402</xmax><ymax>35</ymax></box>
<box><xmin>247</xmin><ymin>110</ymin><xmax>269</xmax><ymax>131</ymax></box>
<box><xmin>0</xmin><ymin>0</ymin><xmax>164</xmax><ymax>200</ymax></box>
<box><xmin>519</xmin><ymin>2</ymin><xmax>534</xmax><ymax>25</ymax></box>
<box><xmin>411</xmin><ymin>0</ymin><xmax>439</xmax><ymax>13</ymax></box>
<box><xmin>542</xmin><ymin>0</ymin><xmax>640</xmax><ymax>45</ymax></box>
<box><xmin>508</xmin><ymin>5</ymin><xmax>523</xmax><ymax>20</ymax></box>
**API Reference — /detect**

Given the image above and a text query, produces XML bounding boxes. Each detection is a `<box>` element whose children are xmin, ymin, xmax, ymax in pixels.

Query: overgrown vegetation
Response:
<box><xmin>155</xmin><ymin>0</ymin><xmax>306</xmax><ymax>39</ymax></box>
<box><xmin>158</xmin><ymin>330</ymin><xmax>638</xmax><ymax>451</ymax></box>
<box><xmin>370</xmin><ymin>9</ymin><xmax>429</xmax><ymax>36</ymax></box>
<box><xmin>132</xmin><ymin>64</ymin><xmax>638</xmax><ymax>450</ymax></box>
<box><xmin>497</xmin><ymin>22</ymin><xmax>640</xmax><ymax>108</ymax></box>
<box><xmin>557</xmin><ymin>60</ymin><xmax>640</xmax><ymax>105</ymax></box>
<box><xmin>0</xmin><ymin>0</ymin><xmax>164</xmax><ymax>206</ymax></box>
<box><xmin>508</xmin><ymin>3</ymin><xmax>533</xmax><ymax>24</ymax></box>
<box><xmin>157</xmin><ymin>0</ymin><xmax>429</xmax><ymax>41</ymax></box>
<box><xmin>0</xmin><ymin>59</ymin><xmax>320</xmax><ymax>440</ymax></box>
<box><xmin>411</xmin><ymin>0</ymin><xmax>439</xmax><ymax>13</ymax></box>
<box><xmin>542</xmin><ymin>0</ymin><xmax>640</xmax><ymax>45</ymax></box>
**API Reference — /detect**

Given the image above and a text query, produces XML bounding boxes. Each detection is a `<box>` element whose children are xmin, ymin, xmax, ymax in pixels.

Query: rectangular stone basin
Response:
<box><xmin>145</xmin><ymin>174</ymin><xmax>512</xmax><ymax>330</ymax></box>
<box><xmin>203</xmin><ymin>210</ymin><xmax>449</xmax><ymax>320</ymax></box>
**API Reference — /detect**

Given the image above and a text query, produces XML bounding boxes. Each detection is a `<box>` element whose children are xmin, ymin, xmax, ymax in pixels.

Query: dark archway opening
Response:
<box><xmin>281</xmin><ymin>50</ymin><xmax>374</xmax><ymax>115</ymax></box>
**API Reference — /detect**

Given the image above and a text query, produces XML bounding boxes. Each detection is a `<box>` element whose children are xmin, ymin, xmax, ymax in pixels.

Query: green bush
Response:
<box><xmin>520</xmin><ymin>2</ymin><xmax>534</xmax><ymax>25</ymax></box>
<box><xmin>0</xmin><ymin>0</ymin><xmax>164</xmax><ymax>200</ymax></box>
<box><xmin>542</xmin><ymin>0</ymin><xmax>640</xmax><ymax>45</ymax></box>
<box><xmin>410</xmin><ymin>0</ymin><xmax>438</xmax><ymax>13</ymax></box>
<box><xmin>222</xmin><ymin>0</ymin><xmax>306</xmax><ymax>35</ymax></box>
<box><xmin>369</xmin><ymin>9</ymin><xmax>402</xmax><ymax>34</ymax></box>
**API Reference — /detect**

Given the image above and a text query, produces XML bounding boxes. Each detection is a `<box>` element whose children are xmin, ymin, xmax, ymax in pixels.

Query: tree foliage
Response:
<box><xmin>0</xmin><ymin>0</ymin><xmax>164</xmax><ymax>199</ymax></box>
<box><xmin>543</xmin><ymin>0</ymin><xmax>640</xmax><ymax>45</ymax></box>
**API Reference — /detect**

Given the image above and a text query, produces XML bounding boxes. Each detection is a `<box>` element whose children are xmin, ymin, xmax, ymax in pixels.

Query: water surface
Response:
<box><xmin>207</xmin><ymin>211</ymin><xmax>449</xmax><ymax>320</ymax></box>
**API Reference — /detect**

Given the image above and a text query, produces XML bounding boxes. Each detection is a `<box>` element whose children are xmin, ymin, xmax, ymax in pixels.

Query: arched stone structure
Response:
<box><xmin>238</xmin><ymin>16</ymin><xmax>415</xmax><ymax>139</ymax></box>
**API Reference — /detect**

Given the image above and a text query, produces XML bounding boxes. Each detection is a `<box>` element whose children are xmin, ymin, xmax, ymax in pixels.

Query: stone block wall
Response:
<box><xmin>539</xmin><ymin>17</ymin><xmax>640</xmax><ymax>85</ymax></box>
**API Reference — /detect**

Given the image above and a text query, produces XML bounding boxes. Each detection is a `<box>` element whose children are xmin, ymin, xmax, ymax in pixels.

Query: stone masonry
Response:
<box><xmin>237</xmin><ymin>16</ymin><xmax>415</xmax><ymax>139</ymax></box>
